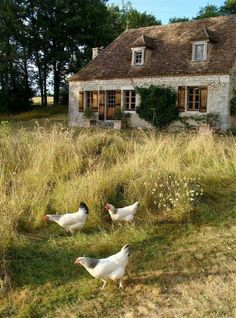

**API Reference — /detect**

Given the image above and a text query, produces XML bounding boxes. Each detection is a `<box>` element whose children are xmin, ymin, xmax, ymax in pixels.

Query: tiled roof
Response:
<box><xmin>191</xmin><ymin>26</ymin><xmax>217</xmax><ymax>42</ymax></box>
<box><xmin>131</xmin><ymin>34</ymin><xmax>155</xmax><ymax>49</ymax></box>
<box><xmin>70</xmin><ymin>15</ymin><xmax>236</xmax><ymax>81</ymax></box>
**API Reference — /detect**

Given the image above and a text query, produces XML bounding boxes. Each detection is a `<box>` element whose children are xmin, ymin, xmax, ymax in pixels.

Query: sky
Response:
<box><xmin>107</xmin><ymin>0</ymin><xmax>225</xmax><ymax>24</ymax></box>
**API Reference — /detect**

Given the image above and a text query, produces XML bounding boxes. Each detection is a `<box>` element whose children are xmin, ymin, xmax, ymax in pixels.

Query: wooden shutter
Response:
<box><xmin>93</xmin><ymin>91</ymin><xmax>98</xmax><ymax>112</ymax></box>
<box><xmin>200</xmin><ymin>87</ymin><xmax>208</xmax><ymax>113</ymax></box>
<box><xmin>99</xmin><ymin>91</ymin><xmax>105</xmax><ymax>120</ymax></box>
<box><xmin>99</xmin><ymin>91</ymin><xmax>105</xmax><ymax>106</ymax></box>
<box><xmin>78</xmin><ymin>91</ymin><xmax>84</xmax><ymax>112</ymax></box>
<box><xmin>178</xmin><ymin>86</ymin><xmax>185</xmax><ymax>112</ymax></box>
<box><xmin>115</xmin><ymin>90</ymin><xmax>121</xmax><ymax>107</ymax></box>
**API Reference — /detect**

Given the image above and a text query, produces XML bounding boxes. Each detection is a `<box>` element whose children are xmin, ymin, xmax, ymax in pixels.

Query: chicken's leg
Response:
<box><xmin>119</xmin><ymin>279</ymin><xmax>124</xmax><ymax>289</ymax></box>
<box><xmin>101</xmin><ymin>280</ymin><xmax>107</xmax><ymax>289</ymax></box>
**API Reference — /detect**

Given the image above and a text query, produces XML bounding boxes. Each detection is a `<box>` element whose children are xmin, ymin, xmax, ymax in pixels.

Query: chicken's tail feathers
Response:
<box><xmin>79</xmin><ymin>202</ymin><xmax>89</xmax><ymax>214</ymax></box>
<box><xmin>121</xmin><ymin>244</ymin><xmax>130</xmax><ymax>256</ymax></box>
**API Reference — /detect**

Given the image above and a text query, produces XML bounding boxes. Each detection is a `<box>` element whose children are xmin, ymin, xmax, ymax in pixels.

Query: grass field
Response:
<box><xmin>0</xmin><ymin>125</ymin><xmax>235</xmax><ymax>318</ymax></box>
<box><xmin>32</xmin><ymin>96</ymin><xmax>54</xmax><ymax>105</ymax></box>
<box><xmin>0</xmin><ymin>104</ymin><xmax>67</xmax><ymax>125</ymax></box>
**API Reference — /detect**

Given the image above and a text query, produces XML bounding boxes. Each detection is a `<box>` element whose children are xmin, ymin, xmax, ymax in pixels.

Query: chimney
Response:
<box><xmin>92</xmin><ymin>47</ymin><xmax>103</xmax><ymax>59</ymax></box>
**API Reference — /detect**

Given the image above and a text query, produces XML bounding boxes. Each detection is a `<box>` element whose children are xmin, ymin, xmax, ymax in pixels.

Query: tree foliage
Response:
<box><xmin>221</xmin><ymin>0</ymin><xmax>236</xmax><ymax>14</ymax></box>
<box><xmin>172</xmin><ymin>1</ymin><xmax>236</xmax><ymax>23</ymax></box>
<box><xmin>169</xmin><ymin>17</ymin><xmax>189</xmax><ymax>24</ymax></box>
<box><xmin>136</xmin><ymin>85</ymin><xmax>178</xmax><ymax>128</ymax></box>
<box><xmin>194</xmin><ymin>1</ymin><xmax>236</xmax><ymax>19</ymax></box>
<box><xmin>194</xmin><ymin>4</ymin><xmax>221</xmax><ymax>20</ymax></box>
<box><xmin>20</xmin><ymin>0</ymin><xmax>110</xmax><ymax>106</ymax></box>
<box><xmin>106</xmin><ymin>1</ymin><xmax>161</xmax><ymax>40</ymax></box>
<box><xmin>0</xmin><ymin>0</ymin><xmax>34</xmax><ymax>113</ymax></box>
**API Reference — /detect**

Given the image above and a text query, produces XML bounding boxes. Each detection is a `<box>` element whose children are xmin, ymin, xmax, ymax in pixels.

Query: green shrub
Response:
<box><xmin>179</xmin><ymin>113</ymin><xmax>220</xmax><ymax>129</ymax></box>
<box><xmin>83</xmin><ymin>107</ymin><xmax>94</xmax><ymax>119</ymax></box>
<box><xmin>136</xmin><ymin>85</ymin><xmax>178</xmax><ymax>128</ymax></box>
<box><xmin>230</xmin><ymin>89</ymin><xmax>236</xmax><ymax>116</ymax></box>
<box><xmin>112</xmin><ymin>107</ymin><xmax>125</xmax><ymax>120</ymax></box>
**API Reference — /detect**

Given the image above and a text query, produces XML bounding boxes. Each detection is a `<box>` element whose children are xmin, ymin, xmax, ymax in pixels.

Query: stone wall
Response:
<box><xmin>69</xmin><ymin>74</ymin><xmax>231</xmax><ymax>129</ymax></box>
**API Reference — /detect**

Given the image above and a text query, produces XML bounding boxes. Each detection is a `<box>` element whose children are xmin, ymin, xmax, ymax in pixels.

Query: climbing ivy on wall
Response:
<box><xmin>136</xmin><ymin>85</ymin><xmax>178</xmax><ymax>128</ymax></box>
<box><xmin>230</xmin><ymin>89</ymin><xmax>236</xmax><ymax>116</ymax></box>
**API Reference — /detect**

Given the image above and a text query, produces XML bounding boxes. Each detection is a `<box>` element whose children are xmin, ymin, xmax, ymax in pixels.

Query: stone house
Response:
<box><xmin>68</xmin><ymin>15</ymin><xmax>236</xmax><ymax>129</ymax></box>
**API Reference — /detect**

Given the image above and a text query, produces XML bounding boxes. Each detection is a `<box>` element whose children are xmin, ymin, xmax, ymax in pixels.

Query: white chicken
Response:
<box><xmin>44</xmin><ymin>202</ymin><xmax>89</xmax><ymax>234</ymax></box>
<box><xmin>105</xmin><ymin>201</ymin><xmax>139</xmax><ymax>223</ymax></box>
<box><xmin>74</xmin><ymin>244</ymin><xmax>130</xmax><ymax>289</ymax></box>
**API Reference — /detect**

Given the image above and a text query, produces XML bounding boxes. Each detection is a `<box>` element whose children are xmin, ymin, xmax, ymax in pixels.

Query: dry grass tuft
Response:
<box><xmin>1</xmin><ymin>126</ymin><xmax>236</xmax><ymax>251</ymax></box>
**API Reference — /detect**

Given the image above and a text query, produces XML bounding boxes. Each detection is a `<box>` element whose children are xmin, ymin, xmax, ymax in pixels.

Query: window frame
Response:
<box><xmin>187</xmin><ymin>86</ymin><xmax>200</xmax><ymax>111</ymax></box>
<box><xmin>124</xmin><ymin>90</ymin><xmax>136</xmax><ymax>111</ymax></box>
<box><xmin>131</xmin><ymin>47</ymin><xmax>145</xmax><ymax>66</ymax></box>
<box><xmin>85</xmin><ymin>91</ymin><xmax>93</xmax><ymax>109</ymax></box>
<box><xmin>192</xmin><ymin>41</ymin><xmax>207</xmax><ymax>62</ymax></box>
<box><xmin>107</xmin><ymin>90</ymin><xmax>116</xmax><ymax>108</ymax></box>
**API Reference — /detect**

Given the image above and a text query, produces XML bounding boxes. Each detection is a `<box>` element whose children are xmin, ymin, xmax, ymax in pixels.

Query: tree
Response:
<box><xmin>47</xmin><ymin>0</ymin><xmax>110</xmax><ymax>104</ymax></box>
<box><xmin>26</xmin><ymin>0</ymin><xmax>110</xmax><ymax>105</ymax></box>
<box><xmin>19</xmin><ymin>0</ymin><xmax>51</xmax><ymax>106</ymax></box>
<box><xmin>169</xmin><ymin>17</ymin><xmax>190</xmax><ymax>23</ymax></box>
<box><xmin>194</xmin><ymin>4</ymin><xmax>221</xmax><ymax>19</ymax></box>
<box><xmin>0</xmin><ymin>0</ymin><xmax>33</xmax><ymax>113</ymax></box>
<box><xmin>221</xmin><ymin>0</ymin><xmax>236</xmax><ymax>14</ymax></box>
<box><xmin>126</xmin><ymin>8</ymin><xmax>161</xmax><ymax>28</ymax></box>
<box><xmin>106</xmin><ymin>1</ymin><xmax>161</xmax><ymax>40</ymax></box>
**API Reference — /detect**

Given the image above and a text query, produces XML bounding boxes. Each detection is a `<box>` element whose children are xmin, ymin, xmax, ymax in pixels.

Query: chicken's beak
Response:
<box><xmin>105</xmin><ymin>203</ymin><xmax>109</xmax><ymax>210</ymax></box>
<box><xmin>43</xmin><ymin>215</ymin><xmax>48</xmax><ymax>221</ymax></box>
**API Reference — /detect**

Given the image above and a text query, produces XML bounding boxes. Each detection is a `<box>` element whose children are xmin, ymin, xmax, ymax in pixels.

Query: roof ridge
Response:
<box><xmin>127</xmin><ymin>14</ymin><xmax>236</xmax><ymax>32</ymax></box>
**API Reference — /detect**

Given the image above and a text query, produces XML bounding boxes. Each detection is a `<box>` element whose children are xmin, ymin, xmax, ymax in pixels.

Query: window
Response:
<box><xmin>107</xmin><ymin>91</ymin><xmax>116</xmax><ymax>108</ymax></box>
<box><xmin>134</xmin><ymin>51</ymin><xmax>143</xmax><ymax>64</ymax></box>
<box><xmin>178</xmin><ymin>86</ymin><xmax>208</xmax><ymax>113</ymax></box>
<box><xmin>192</xmin><ymin>42</ymin><xmax>207</xmax><ymax>61</ymax></box>
<box><xmin>187</xmin><ymin>87</ymin><xmax>200</xmax><ymax>111</ymax></box>
<box><xmin>86</xmin><ymin>91</ymin><xmax>93</xmax><ymax>108</ymax></box>
<box><xmin>131</xmin><ymin>47</ymin><xmax>145</xmax><ymax>66</ymax></box>
<box><xmin>124</xmin><ymin>91</ymin><xmax>136</xmax><ymax>111</ymax></box>
<box><xmin>78</xmin><ymin>91</ymin><xmax>84</xmax><ymax>112</ymax></box>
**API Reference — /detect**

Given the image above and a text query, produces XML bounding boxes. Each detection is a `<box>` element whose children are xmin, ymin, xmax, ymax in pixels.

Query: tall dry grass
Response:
<box><xmin>1</xmin><ymin>124</ymin><xmax>236</xmax><ymax>284</ymax></box>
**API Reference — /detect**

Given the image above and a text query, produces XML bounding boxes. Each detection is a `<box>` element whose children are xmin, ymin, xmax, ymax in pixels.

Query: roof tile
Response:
<box><xmin>70</xmin><ymin>15</ymin><xmax>236</xmax><ymax>81</ymax></box>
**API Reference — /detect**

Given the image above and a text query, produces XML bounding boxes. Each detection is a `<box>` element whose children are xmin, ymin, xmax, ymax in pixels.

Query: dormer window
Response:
<box><xmin>135</xmin><ymin>50</ymin><xmax>143</xmax><ymax>64</ymax></box>
<box><xmin>192</xmin><ymin>41</ymin><xmax>207</xmax><ymax>61</ymax></box>
<box><xmin>131</xmin><ymin>47</ymin><xmax>145</xmax><ymax>66</ymax></box>
<box><xmin>131</xmin><ymin>34</ymin><xmax>155</xmax><ymax>66</ymax></box>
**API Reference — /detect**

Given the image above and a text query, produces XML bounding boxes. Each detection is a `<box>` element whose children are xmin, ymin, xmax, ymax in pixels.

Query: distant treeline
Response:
<box><xmin>169</xmin><ymin>1</ymin><xmax>236</xmax><ymax>23</ymax></box>
<box><xmin>0</xmin><ymin>0</ymin><xmax>235</xmax><ymax>113</ymax></box>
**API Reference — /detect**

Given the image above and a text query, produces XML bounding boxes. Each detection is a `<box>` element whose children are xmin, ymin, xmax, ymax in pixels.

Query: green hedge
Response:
<box><xmin>136</xmin><ymin>85</ymin><xmax>178</xmax><ymax>128</ymax></box>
